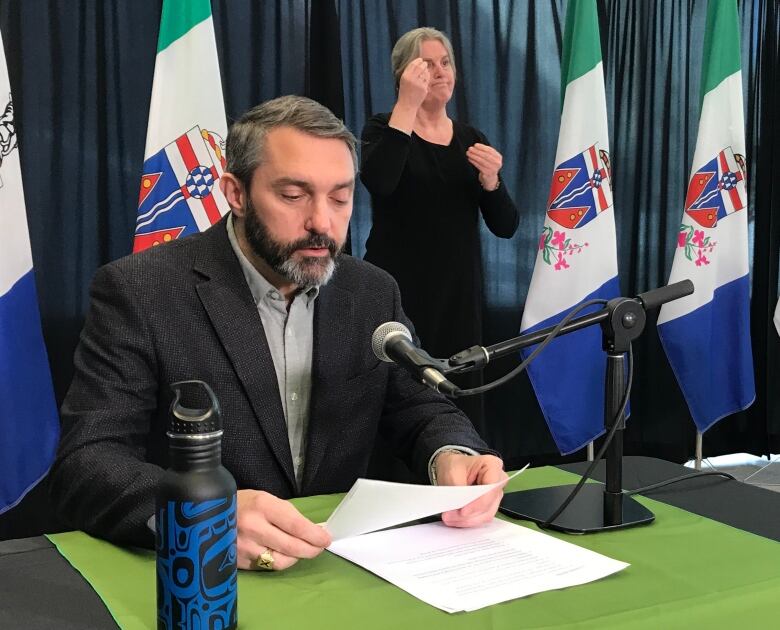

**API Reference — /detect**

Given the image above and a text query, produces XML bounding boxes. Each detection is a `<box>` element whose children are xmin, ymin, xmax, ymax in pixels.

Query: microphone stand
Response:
<box><xmin>444</xmin><ymin>280</ymin><xmax>693</xmax><ymax>533</ymax></box>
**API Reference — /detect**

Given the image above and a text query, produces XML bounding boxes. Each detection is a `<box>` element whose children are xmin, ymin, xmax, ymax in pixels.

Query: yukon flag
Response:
<box><xmin>134</xmin><ymin>0</ymin><xmax>229</xmax><ymax>252</ymax></box>
<box><xmin>658</xmin><ymin>0</ymin><xmax>755</xmax><ymax>432</ymax></box>
<box><xmin>0</xmin><ymin>31</ymin><xmax>60</xmax><ymax>513</ymax></box>
<box><xmin>520</xmin><ymin>0</ymin><xmax>619</xmax><ymax>455</ymax></box>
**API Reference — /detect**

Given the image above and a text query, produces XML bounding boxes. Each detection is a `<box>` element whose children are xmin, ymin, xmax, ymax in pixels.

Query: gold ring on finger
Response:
<box><xmin>255</xmin><ymin>549</ymin><xmax>275</xmax><ymax>571</ymax></box>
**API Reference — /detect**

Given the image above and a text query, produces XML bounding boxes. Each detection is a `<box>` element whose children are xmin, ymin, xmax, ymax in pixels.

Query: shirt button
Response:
<box><xmin>290</xmin><ymin>392</ymin><xmax>298</xmax><ymax>401</ymax></box>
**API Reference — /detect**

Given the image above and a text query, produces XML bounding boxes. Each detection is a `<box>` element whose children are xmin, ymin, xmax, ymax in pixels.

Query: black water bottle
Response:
<box><xmin>156</xmin><ymin>380</ymin><xmax>237</xmax><ymax>630</ymax></box>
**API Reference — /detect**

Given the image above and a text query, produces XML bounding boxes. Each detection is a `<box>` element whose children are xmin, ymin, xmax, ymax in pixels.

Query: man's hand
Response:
<box><xmin>236</xmin><ymin>489</ymin><xmax>331</xmax><ymax>571</ymax></box>
<box><xmin>434</xmin><ymin>453</ymin><xmax>507</xmax><ymax>528</ymax></box>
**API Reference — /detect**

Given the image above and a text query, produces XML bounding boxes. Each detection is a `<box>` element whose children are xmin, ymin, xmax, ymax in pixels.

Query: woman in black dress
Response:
<box><xmin>361</xmin><ymin>27</ymin><xmax>519</xmax><ymax>425</ymax></box>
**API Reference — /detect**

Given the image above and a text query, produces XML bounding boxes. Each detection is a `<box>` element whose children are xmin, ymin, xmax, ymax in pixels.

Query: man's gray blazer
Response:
<box><xmin>50</xmin><ymin>218</ymin><xmax>490</xmax><ymax>548</ymax></box>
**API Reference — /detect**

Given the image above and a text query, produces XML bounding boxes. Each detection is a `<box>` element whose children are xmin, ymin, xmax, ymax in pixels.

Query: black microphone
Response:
<box><xmin>371</xmin><ymin>322</ymin><xmax>460</xmax><ymax>396</ymax></box>
<box><xmin>636</xmin><ymin>279</ymin><xmax>694</xmax><ymax>311</ymax></box>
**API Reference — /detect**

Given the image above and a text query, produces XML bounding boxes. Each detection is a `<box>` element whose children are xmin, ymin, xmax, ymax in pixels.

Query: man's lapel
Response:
<box><xmin>302</xmin><ymin>277</ymin><xmax>355</xmax><ymax>490</ymax></box>
<box><xmin>192</xmin><ymin>221</ymin><xmax>296</xmax><ymax>489</ymax></box>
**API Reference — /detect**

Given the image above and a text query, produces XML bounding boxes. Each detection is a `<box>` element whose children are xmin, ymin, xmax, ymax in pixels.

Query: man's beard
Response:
<box><xmin>243</xmin><ymin>201</ymin><xmax>342</xmax><ymax>289</ymax></box>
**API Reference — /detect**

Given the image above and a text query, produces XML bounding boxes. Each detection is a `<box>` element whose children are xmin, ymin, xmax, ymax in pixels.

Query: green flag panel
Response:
<box><xmin>700</xmin><ymin>0</ymin><xmax>742</xmax><ymax>104</ymax></box>
<box><xmin>560</xmin><ymin>0</ymin><xmax>603</xmax><ymax>107</ymax></box>
<box><xmin>157</xmin><ymin>0</ymin><xmax>213</xmax><ymax>53</ymax></box>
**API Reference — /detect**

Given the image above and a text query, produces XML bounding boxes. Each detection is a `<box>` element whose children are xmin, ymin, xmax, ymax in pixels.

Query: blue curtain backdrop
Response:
<box><xmin>0</xmin><ymin>0</ymin><xmax>777</xmax><ymax>538</ymax></box>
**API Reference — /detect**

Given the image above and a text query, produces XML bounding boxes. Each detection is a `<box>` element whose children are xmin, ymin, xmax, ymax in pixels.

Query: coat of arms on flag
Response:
<box><xmin>547</xmin><ymin>144</ymin><xmax>612</xmax><ymax>230</ymax></box>
<box><xmin>684</xmin><ymin>146</ymin><xmax>746</xmax><ymax>228</ymax></box>
<box><xmin>539</xmin><ymin>144</ymin><xmax>612</xmax><ymax>271</ymax></box>
<box><xmin>134</xmin><ymin>126</ymin><xmax>229</xmax><ymax>252</ymax></box>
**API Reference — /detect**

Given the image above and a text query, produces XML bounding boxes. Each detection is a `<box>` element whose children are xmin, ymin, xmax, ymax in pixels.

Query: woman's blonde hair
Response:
<box><xmin>391</xmin><ymin>27</ymin><xmax>457</xmax><ymax>89</ymax></box>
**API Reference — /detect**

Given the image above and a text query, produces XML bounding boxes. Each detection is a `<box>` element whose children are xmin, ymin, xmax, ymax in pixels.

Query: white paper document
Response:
<box><xmin>324</xmin><ymin>467</ymin><xmax>526</xmax><ymax>540</ymax></box>
<box><xmin>329</xmin><ymin>518</ymin><xmax>629</xmax><ymax>613</ymax></box>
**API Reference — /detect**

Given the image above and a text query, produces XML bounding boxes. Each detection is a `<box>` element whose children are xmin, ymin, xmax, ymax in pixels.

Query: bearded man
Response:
<box><xmin>51</xmin><ymin>96</ymin><xmax>505</xmax><ymax>571</ymax></box>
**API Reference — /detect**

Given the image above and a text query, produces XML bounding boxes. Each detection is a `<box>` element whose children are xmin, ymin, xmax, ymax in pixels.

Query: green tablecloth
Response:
<box><xmin>47</xmin><ymin>466</ymin><xmax>780</xmax><ymax>629</ymax></box>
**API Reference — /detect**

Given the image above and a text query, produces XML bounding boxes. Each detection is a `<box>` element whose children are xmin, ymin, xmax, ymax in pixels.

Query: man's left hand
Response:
<box><xmin>435</xmin><ymin>453</ymin><xmax>507</xmax><ymax>528</ymax></box>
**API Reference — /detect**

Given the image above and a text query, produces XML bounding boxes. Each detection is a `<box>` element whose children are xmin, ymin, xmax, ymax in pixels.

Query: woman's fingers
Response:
<box><xmin>467</xmin><ymin>144</ymin><xmax>502</xmax><ymax>172</ymax></box>
<box><xmin>397</xmin><ymin>58</ymin><xmax>431</xmax><ymax>108</ymax></box>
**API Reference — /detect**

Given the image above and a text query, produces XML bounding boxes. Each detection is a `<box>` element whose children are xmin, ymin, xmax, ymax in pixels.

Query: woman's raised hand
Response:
<box><xmin>397</xmin><ymin>58</ymin><xmax>430</xmax><ymax>111</ymax></box>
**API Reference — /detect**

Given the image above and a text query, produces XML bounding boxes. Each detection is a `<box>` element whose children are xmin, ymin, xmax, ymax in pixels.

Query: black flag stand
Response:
<box><xmin>446</xmin><ymin>281</ymin><xmax>694</xmax><ymax>533</ymax></box>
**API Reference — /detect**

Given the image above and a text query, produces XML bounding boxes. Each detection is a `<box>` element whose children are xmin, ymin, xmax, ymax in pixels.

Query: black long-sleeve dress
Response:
<box><xmin>361</xmin><ymin>113</ymin><xmax>519</xmax><ymax>425</ymax></box>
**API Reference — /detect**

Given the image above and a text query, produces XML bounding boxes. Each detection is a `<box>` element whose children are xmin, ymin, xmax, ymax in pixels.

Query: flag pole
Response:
<box><xmin>695</xmin><ymin>431</ymin><xmax>703</xmax><ymax>470</ymax></box>
<box><xmin>586</xmin><ymin>442</ymin><xmax>594</xmax><ymax>462</ymax></box>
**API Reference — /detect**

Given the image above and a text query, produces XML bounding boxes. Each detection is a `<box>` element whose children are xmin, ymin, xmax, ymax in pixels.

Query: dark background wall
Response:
<box><xmin>0</xmin><ymin>0</ymin><xmax>778</xmax><ymax>539</ymax></box>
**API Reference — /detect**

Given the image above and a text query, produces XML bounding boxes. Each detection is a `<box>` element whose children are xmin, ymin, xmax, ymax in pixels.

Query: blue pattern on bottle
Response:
<box><xmin>157</xmin><ymin>495</ymin><xmax>237</xmax><ymax>629</ymax></box>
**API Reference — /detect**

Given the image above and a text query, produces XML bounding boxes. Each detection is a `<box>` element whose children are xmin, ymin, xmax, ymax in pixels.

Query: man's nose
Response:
<box><xmin>305</xmin><ymin>197</ymin><xmax>331</xmax><ymax>234</ymax></box>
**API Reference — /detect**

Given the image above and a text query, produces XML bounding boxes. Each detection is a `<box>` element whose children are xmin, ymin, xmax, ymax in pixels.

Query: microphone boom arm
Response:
<box><xmin>446</xmin><ymin>280</ymin><xmax>694</xmax><ymax>373</ymax></box>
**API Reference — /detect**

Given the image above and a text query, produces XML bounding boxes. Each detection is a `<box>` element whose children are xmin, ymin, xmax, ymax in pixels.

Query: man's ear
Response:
<box><xmin>220</xmin><ymin>172</ymin><xmax>246</xmax><ymax>216</ymax></box>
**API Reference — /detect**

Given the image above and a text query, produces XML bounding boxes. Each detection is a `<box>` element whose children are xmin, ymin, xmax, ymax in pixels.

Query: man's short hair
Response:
<box><xmin>391</xmin><ymin>27</ymin><xmax>457</xmax><ymax>90</ymax></box>
<box><xmin>226</xmin><ymin>95</ymin><xmax>358</xmax><ymax>188</ymax></box>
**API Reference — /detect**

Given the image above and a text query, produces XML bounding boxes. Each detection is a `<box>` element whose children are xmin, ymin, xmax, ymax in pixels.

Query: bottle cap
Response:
<box><xmin>168</xmin><ymin>380</ymin><xmax>222</xmax><ymax>437</ymax></box>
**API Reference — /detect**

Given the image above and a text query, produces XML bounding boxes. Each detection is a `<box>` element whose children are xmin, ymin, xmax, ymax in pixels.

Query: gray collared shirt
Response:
<box><xmin>226</xmin><ymin>215</ymin><xmax>477</xmax><ymax>491</ymax></box>
<box><xmin>227</xmin><ymin>216</ymin><xmax>318</xmax><ymax>487</ymax></box>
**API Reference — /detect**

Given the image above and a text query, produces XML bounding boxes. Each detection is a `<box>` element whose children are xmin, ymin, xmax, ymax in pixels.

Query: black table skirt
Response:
<box><xmin>560</xmin><ymin>456</ymin><xmax>780</xmax><ymax>542</ymax></box>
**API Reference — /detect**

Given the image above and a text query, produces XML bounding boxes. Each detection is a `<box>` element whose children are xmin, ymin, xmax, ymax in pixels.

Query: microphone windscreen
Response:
<box><xmin>371</xmin><ymin>322</ymin><xmax>412</xmax><ymax>362</ymax></box>
<box><xmin>637</xmin><ymin>279</ymin><xmax>694</xmax><ymax>311</ymax></box>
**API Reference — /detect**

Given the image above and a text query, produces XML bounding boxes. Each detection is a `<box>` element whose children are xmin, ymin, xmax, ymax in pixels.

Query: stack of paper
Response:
<box><xmin>329</xmin><ymin>518</ymin><xmax>628</xmax><ymax>613</ymax></box>
<box><xmin>324</xmin><ymin>472</ymin><xmax>628</xmax><ymax>613</ymax></box>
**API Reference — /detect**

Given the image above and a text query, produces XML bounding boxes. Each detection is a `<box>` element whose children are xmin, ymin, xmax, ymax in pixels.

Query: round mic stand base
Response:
<box><xmin>499</xmin><ymin>484</ymin><xmax>654</xmax><ymax>534</ymax></box>
<box><xmin>498</xmin><ymin>296</ymin><xmax>658</xmax><ymax>534</ymax></box>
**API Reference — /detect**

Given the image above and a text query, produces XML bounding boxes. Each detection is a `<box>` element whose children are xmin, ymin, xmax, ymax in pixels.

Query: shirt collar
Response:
<box><xmin>226</xmin><ymin>213</ymin><xmax>320</xmax><ymax>308</ymax></box>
